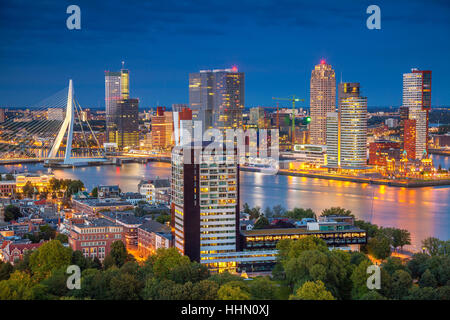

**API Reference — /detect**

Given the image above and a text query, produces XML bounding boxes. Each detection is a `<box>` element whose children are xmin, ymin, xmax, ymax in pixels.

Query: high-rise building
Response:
<box><xmin>249</xmin><ymin>107</ymin><xmax>266</xmax><ymax>128</ymax></box>
<box><xmin>326</xmin><ymin>112</ymin><xmax>339</xmax><ymax>167</ymax></box>
<box><xmin>326</xmin><ymin>83</ymin><xmax>367</xmax><ymax>168</ymax></box>
<box><xmin>310</xmin><ymin>60</ymin><xmax>336</xmax><ymax>145</ymax></box>
<box><xmin>171</xmin><ymin>142</ymin><xmax>239</xmax><ymax>267</ymax></box>
<box><xmin>151</xmin><ymin>106</ymin><xmax>174</xmax><ymax>150</ymax></box>
<box><xmin>189</xmin><ymin>67</ymin><xmax>244</xmax><ymax>131</ymax></box>
<box><xmin>402</xmin><ymin>68</ymin><xmax>432</xmax><ymax>159</ymax></box>
<box><xmin>110</xmin><ymin>99</ymin><xmax>139</xmax><ymax>149</ymax></box>
<box><xmin>173</xmin><ymin>107</ymin><xmax>193</xmax><ymax>146</ymax></box>
<box><xmin>105</xmin><ymin>65</ymin><xmax>138</xmax><ymax>149</ymax></box>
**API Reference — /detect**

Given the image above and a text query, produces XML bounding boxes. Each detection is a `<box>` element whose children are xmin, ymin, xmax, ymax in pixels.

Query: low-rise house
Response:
<box><xmin>138</xmin><ymin>178</ymin><xmax>170</xmax><ymax>204</ymax></box>
<box><xmin>122</xmin><ymin>192</ymin><xmax>145</xmax><ymax>205</ymax></box>
<box><xmin>1</xmin><ymin>241</ymin><xmax>44</xmax><ymax>265</ymax></box>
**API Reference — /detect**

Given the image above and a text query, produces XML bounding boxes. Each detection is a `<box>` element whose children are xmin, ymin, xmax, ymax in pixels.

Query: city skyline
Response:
<box><xmin>0</xmin><ymin>0</ymin><xmax>450</xmax><ymax>109</ymax></box>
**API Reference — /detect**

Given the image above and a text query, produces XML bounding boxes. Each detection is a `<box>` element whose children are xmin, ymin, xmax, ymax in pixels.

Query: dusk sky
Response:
<box><xmin>0</xmin><ymin>0</ymin><xmax>449</xmax><ymax>109</ymax></box>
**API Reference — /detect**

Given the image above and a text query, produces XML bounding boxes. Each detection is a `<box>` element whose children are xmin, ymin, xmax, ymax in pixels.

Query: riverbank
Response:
<box><xmin>241</xmin><ymin>167</ymin><xmax>450</xmax><ymax>188</ymax></box>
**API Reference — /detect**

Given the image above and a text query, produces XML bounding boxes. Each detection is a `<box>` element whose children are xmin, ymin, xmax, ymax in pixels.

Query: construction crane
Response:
<box><xmin>272</xmin><ymin>95</ymin><xmax>305</xmax><ymax>146</ymax></box>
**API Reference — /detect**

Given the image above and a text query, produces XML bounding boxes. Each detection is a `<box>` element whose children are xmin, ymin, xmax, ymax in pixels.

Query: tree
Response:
<box><xmin>321</xmin><ymin>207</ymin><xmax>354</xmax><ymax>218</ymax></box>
<box><xmin>248</xmin><ymin>277</ymin><xmax>277</xmax><ymax>300</ymax></box>
<box><xmin>66</xmin><ymin>180</ymin><xmax>84</xmax><ymax>197</ymax></box>
<box><xmin>217</xmin><ymin>281</ymin><xmax>250</xmax><ymax>300</ymax></box>
<box><xmin>4</xmin><ymin>205</ymin><xmax>21</xmax><ymax>222</ymax></box>
<box><xmin>22</xmin><ymin>181</ymin><xmax>35</xmax><ymax>198</ymax></box>
<box><xmin>285</xmin><ymin>208</ymin><xmax>315</xmax><ymax>220</ymax></box>
<box><xmin>29</xmin><ymin>240</ymin><xmax>72</xmax><ymax>279</ymax></box>
<box><xmin>191</xmin><ymin>280</ymin><xmax>219</xmax><ymax>300</ymax></box>
<box><xmin>103</xmin><ymin>241</ymin><xmax>133</xmax><ymax>269</ymax></box>
<box><xmin>0</xmin><ymin>271</ymin><xmax>35</xmax><ymax>300</ymax></box>
<box><xmin>108</xmin><ymin>272</ymin><xmax>143</xmax><ymax>300</ymax></box>
<box><xmin>367</xmin><ymin>234</ymin><xmax>391</xmax><ymax>260</ymax></box>
<box><xmin>351</xmin><ymin>260</ymin><xmax>371</xmax><ymax>298</ymax></box>
<box><xmin>253</xmin><ymin>215</ymin><xmax>270</xmax><ymax>229</ymax></box>
<box><xmin>419</xmin><ymin>269</ymin><xmax>437</xmax><ymax>288</ymax></box>
<box><xmin>91</xmin><ymin>187</ymin><xmax>98</xmax><ymax>198</ymax></box>
<box><xmin>272</xmin><ymin>205</ymin><xmax>286</xmax><ymax>217</ymax></box>
<box><xmin>55</xmin><ymin>233</ymin><xmax>68</xmax><ymax>244</ymax></box>
<box><xmin>392</xmin><ymin>228</ymin><xmax>411</xmax><ymax>251</ymax></box>
<box><xmin>381</xmin><ymin>257</ymin><xmax>408</xmax><ymax>276</ymax></box>
<box><xmin>264</xmin><ymin>206</ymin><xmax>274</xmax><ymax>218</ymax></box>
<box><xmin>156</xmin><ymin>214</ymin><xmax>171</xmax><ymax>225</ymax></box>
<box><xmin>208</xmin><ymin>271</ymin><xmax>243</xmax><ymax>286</ymax></box>
<box><xmin>354</xmin><ymin>220</ymin><xmax>379</xmax><ymax>238</ymax></box>
<box><xmin>406</xmin><ymin>286</ymin><xmax>437</xmax><ymax>300</ymax></box>
<box><xmin>407</xmin><ymin>253</ymin><xmax>430</xmax><ymax>279</ymax></box>
<box><xmin>0</xmin><ymin>261</ymin><xmax>13</xmax><ymax>281</ymax></box>
<box><xmin>389</xmin><ymin>270</ymin><xmax>412</xmax><ymax>299</ymax></box>
<box><xmin>249</xmin><ymin>206</ymin><xmax>262</xmax><ymax>220</ymax></box>
<box><xmin>422</xmin><ymin>237</ymin><xmax>442</xmax><ymax>256</ymax></box>
<box><xmin>289</xmin><ymin>280</ymin><xmax>335</xmax><ymax>300</ymax></box>
<box><xmin>242</xmin><ymin>203</ymin><xmax>251</xmax><ymax>214</ymax></box>
<box><xmin>150</xmin><ymin>248</ymin><xmax>191</xmax><ymax>280</ymax></box>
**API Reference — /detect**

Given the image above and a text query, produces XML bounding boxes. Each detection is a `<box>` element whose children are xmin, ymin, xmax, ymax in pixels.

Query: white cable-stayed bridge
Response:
<box><xmin>0</xmin><ymin>80</ymin><xmax>107</xmax><ymax>165</ymax></box>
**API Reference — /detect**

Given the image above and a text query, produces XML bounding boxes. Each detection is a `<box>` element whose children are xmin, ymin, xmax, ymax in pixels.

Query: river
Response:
<box><xmin>1</xmin><ymin>154</ymin><xmax>449</xmax><ymax>251</ymax></box>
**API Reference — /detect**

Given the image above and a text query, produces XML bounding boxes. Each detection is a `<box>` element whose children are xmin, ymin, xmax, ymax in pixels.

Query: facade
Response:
<box><xmin>110</xmin><ymin>98</ymin><xmax>139</xmax><ymax>150</ymax></box>
<box><xmin>173</xmin><ymin>107</ymin><xmax>193</xmax><ymax>146</ymax></box>
<box><xmin>310</xmin><ymin>60</ymin><xmax>336</xmax><ymax>145</ymax></box>
<box><xmin>1</xmin><ymin>241</ymin><xmax>44</xmax><ymax>265</ymax></box>
<box><xmin>105</xmin><ymin>67</ymin><xmax>138</xmax><ymax>149</ymax></box>
<box><xmin>138</xmin><ymin>178</ymin><xmax>170</xmax><ymax>204</ymax></box>
<box><xmin>68</xmin><ymin>218</ymin><xmax>124</xmax><ymax>261</ymax></box>
<box><xmin>281</xmin><ymin>144</ymin><xmax>327</xmax><ymax>167</ymax></box>
<box><xmin>0</xmin><ymin>181</ymin><xmax>16</xmax><ymax>197</ymax></box>
<box><xmin>325</xmin><ymin>112</ymin><xmax>339</xmax><ymax>167</ymax></box>
<box><xmin>402</xmin><ymin>69</ymin><xmax>432</xmax><ymax>159</ymax></box>
<box><xmin>99</xmin><ymin>212</ymin><xmax>143</xmax><ymax>250</ymax></box>
<box><xmin>137</xmin><ymin>219</ymin><xmax>173</xmax><ymax>259</ymax></box>
<box><xmin>171</xmin><ymin>142</ymin><xmax>240</xmax><ymax>270</ymax></box>
<box><xmin>97</xmin><ymin>185</ymin><xmax>120</xmax><ymax>200</ymax></box>
<box><xmin>15</xmin><ymin>174</ymin><xmax>53</xmax><ymax>194</ymax></box>
<box><xmin>189</xmin><ymin>68</ymin><xmax>244</xmax><ymax>131</ymax></box>
<box><xmin>326</xmin><ymin>83</ymin><xmax>367</xmax><ymax>169</ymax></box>
<box><xmin>404</xmin><ymin>119</ymin><xmax>417</xmax><ymax>160</ymax></box>
<box><xmin>72</xmin><ymin>199</ymin><xmax>133</xmax><ymax>215</ymax></box>
<box><xmin>151</xmin><ymin>106</ymin><xmax>174</xmax><ymax>150</ymax></box>
<box><xmin>369</xmin><ymin>140</ymin><xmax>402</xmax><ymax>166</ymax></box>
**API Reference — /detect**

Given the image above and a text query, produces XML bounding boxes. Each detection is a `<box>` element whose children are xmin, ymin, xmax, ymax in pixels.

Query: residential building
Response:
<box><xmin>171</xmin><ymin>141</ymin><xmax>240</xmax><ymax>270</ymax></box>
<box><xmin>138</xmin><ymin>178</ymin><xmax>171</xmax><ymax>204</ymax></box>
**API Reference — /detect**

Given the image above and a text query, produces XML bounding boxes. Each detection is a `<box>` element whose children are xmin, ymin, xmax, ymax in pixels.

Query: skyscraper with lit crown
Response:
<box><xmin>310</xmin><ymin>60</ymin><xmax>336</xmax><ymax>145</ymax></box>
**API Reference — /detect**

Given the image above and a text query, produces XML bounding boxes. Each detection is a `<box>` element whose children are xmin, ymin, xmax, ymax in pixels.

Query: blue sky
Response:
<box><xmin>0</xmin><ymin>0</ymin><xmax>449</xmax><ymax>109</ymax></box>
